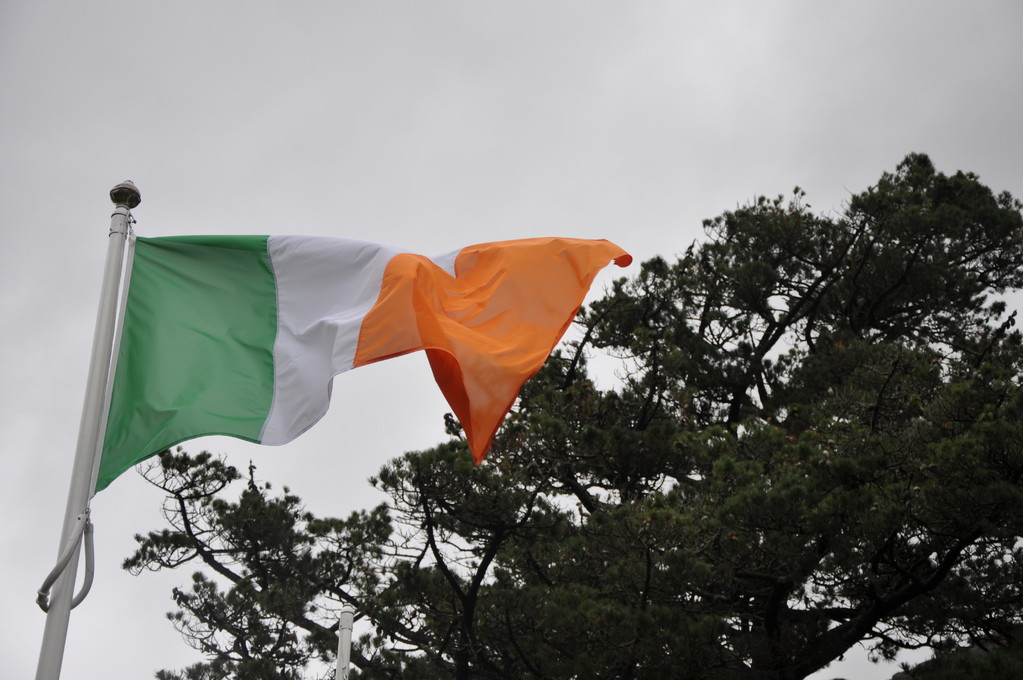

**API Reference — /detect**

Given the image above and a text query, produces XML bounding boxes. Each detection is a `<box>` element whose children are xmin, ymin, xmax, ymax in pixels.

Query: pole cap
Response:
<box><xmin>110</xmin><ymin>180</ymin><xmax>141</xmax><ymax>209</ymax></box>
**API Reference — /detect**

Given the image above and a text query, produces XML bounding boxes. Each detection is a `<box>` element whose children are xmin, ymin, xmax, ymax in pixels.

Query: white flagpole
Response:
<box><xmin>35</xmin><ymin>181</ymin><xmax>140</xmax><ymax>680</ymax></box>
<box><xmin>336</xmin><ymin>606</ymin><xmax>355</xmax><ymax>680</ymax></box>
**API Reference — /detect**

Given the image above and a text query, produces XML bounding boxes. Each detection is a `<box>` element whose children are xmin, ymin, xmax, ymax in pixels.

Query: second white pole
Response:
<box><xmin>336</xmin><ymin>606</ymin><xmax>355</xmax><ymax>680</ymax></box>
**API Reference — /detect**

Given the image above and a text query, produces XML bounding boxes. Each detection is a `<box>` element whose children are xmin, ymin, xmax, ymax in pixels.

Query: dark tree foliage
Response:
<box><xmin>893</xmin><ymin>627</ymin><xmax>1023</xmax><ymax>679</ymax></box>
<box><xmin>125</xmin><ymin>452</ymin><xmax>392</xmax><ymax>680</ymax></box>
<box><xmin>127</xmin><ymin>155</ymin><xmax>1023</xmax><ymax>680</ymax></box>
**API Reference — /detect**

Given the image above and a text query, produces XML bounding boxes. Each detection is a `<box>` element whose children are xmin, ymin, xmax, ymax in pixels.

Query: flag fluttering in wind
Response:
<box><xmin>96</xmin><ymin>235</ymin><xmax>631</xmax><ymax>491</ymax></box>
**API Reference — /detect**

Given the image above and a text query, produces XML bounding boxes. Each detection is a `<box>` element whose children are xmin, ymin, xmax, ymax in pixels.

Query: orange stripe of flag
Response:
<box><xmin>353</xmin><ymin>237</ymin><xmax>631</xmax><ymax>461</ymax></box>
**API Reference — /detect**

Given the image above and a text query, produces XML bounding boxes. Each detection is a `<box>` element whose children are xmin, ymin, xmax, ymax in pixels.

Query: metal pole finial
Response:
<box><xmin>109</xmin><ymin>180</ymin><xmax>141</xmax><ymax>209</ymax></box>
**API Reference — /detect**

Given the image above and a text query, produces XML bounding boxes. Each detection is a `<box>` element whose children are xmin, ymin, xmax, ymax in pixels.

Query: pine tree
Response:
<box><xmin>128</xmin><ymin>154</ymin><xmax>1023</xmax><ymax>679</ymax></box>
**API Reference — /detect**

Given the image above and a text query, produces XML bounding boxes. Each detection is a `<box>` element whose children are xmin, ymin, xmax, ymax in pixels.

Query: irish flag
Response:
<box><xmin>96</xmin><ymin>235</ymin><xmax>631</xmax><ymax>492</ymax></box>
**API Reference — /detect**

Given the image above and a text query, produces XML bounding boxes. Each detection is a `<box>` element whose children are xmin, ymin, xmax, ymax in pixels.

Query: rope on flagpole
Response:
<box><xmin>70</xmin><ymin>517</ymin><xmax>95</xmax><ymax>608</ymax></box>
<box><xmin>36</xmin><ymin>510</ymin><xmax>95</xmax><ymax>612</ymax></box>
<box><xmin>37</xmin><ymin>183</ymin><xmax>135</xmax><ymax>614</ymax></box>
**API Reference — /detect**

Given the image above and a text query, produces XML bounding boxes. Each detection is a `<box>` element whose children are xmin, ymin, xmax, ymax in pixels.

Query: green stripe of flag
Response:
<box><xmin>96</xmin><ymin>235</ymin><xmax>278</xmax><ymax>492</ymax></box>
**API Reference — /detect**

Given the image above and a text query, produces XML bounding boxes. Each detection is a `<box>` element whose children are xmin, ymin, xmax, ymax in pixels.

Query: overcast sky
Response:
<box><xmin>3</xmin><ymin>2</ymin><xmax>1022</xmax><ymax>678</ymax></box>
